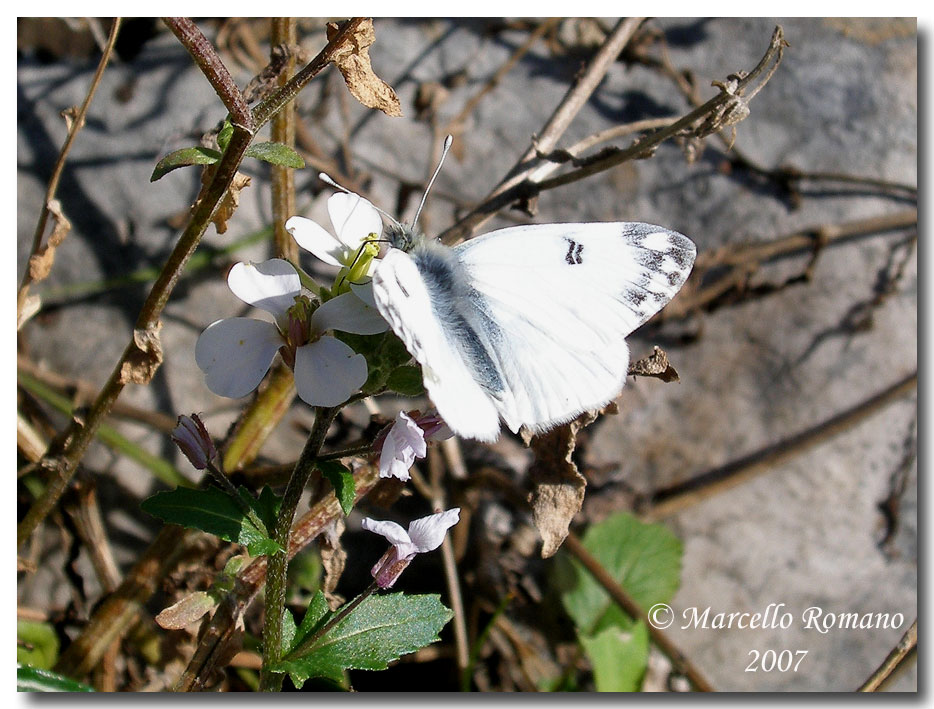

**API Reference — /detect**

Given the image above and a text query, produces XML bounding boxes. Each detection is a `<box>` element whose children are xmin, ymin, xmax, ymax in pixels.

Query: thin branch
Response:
<box><xmin>562</xmin><ymin>532</ymin><xmax>714</xmax><ymax>692</ymax></box>
<box><xmin>857</xmin><ymin>619</ymin><xmax>917</xmax><ymax>691</ymax></box>
<box><xmin>17</xmin><ymin>17</ymin><xmax>122</xmax><ymax>327</ymax></box>
<box><xmin>260</xmin><ymin>406</ymin><xmax>340</xmax><ymax>691</ymax></box>
<box><xmin>163</xmin><ymin>18</ymin><xmax>254</xmax><ymax>132</ymax></box>
<box><xmin>17</xmin><ymin>18</ymin><xmax>369</xmax><ymax>551</ymax></box>
<box><xmin>640</xmin><ymin>372</ymin><xmax>917</xmax><ymax>521</ymax></box>
<box><xmin>270</xmin><ymin>18</ymin><xmax>299</xmax><ymax>261</ymax></box>
<box><xmin>439</xmin><ymin>17</ymin><xmax>646</xmax><ymax>244</ymax></box>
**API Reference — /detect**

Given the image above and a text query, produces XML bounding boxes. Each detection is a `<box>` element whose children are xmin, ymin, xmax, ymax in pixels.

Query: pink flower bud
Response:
<box><xmin>171</xmin><ymin>414</ymin><xmax>216</xmax><ymax>470</ymax></box>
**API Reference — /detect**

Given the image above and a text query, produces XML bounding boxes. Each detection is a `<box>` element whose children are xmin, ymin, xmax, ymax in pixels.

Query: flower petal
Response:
<box><xmin>285</xmin><ymin>215</ymin><xmax>344</xmax><ymax>267</ymax></box>
<box><xmin>350</xmin><ymin>280</ymin><xmax>378</xmax><ymax>308</ymax></box>
<box><xmin>227</xmin><ymin>259</ymin><xmax>301</xmax><ymax>319</ymax></box>
<box><xmin>378</xmin><ymin>412</ymin><xmax>428</xmax><ymax>481</ymax></box>
<box><xmin>361</xmin><ymin>518</ymin><xmax>412</xmax><ymax>547</ymax></box>
<box><xmin>406</xmin><ymin>508</ymin><xmax>461</xmax><ymax>553</ymax></box>
<box><xmin>293</xmin><ymin>336</ymin><xmax>367</xmax><ymax>407</ymax></box>
<box><xmin>195</xmin><ymin>318</ymin><xmax>281</xmax><ymax>398</ymax></box>
<box><xmin>312</xmin><ymin>292</ymin><xmax>388</xmax><ymax>336</ymax></box>
<box><xmin>328</xmin><ymin>192</ymin><xmax>382</xmax><ymax>250</ymax></box>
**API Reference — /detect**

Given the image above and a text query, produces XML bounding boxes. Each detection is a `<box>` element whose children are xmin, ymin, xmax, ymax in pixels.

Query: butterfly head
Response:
<box><xmin>386</xmin><ymin>222</ymin><xmax>423</xmax><ymax>253</ymax></box>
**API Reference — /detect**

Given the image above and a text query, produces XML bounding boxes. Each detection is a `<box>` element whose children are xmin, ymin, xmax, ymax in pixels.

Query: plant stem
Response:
<box><xmin>18</xmin><ymin>17</ymin><xmax>122</xmax><ymax>327</ymax></box>
<box><xmin>270</xmin><ymin>17</ymin><xmax>299</xmax><ymax>262</ymax></box>
<box><xmin>259</xmin><ymin>406</ymin><xmax>339</xmax><ymax>691</ymax></box>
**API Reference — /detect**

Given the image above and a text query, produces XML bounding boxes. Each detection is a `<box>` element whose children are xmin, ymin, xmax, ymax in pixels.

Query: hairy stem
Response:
<box><xmin>259</xmin><ymin>406</ymin><xmax>339</xmax><ymax>691</ymax></box>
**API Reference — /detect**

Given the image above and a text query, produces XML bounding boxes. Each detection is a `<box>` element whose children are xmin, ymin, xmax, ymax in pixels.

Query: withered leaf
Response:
<box><xmin>156</xmin><ymin>591</ymin><xmax>217</xmax><ymax>630</ymax></box>
<box><xmin>119</xmin><ymin>323</ymin><xmax>163</xmax><ymax>384</ymax></box>
<box><xmin>327</xmin><ymin>19</ymin><xmax>402</xmax><ymax>117</ymax></box>
<box><xmin>28</xmin><ymin>199</ymin><xmax>71</xmax><ymax>282</ymax></box>
<box><xmin>627</xmin><ymin>346</ymin><xmax>680</xmax><ymax>383</ymax></box>
<box><xmin>526</xmin><ymin>411</ymin><xmax>599</xmax><ymax>558</ymax></box>
<box><xmin>206</xmin><ymin>170</ymin><xmax>252</xmax><ymax>235</ymax></box>
<box><xmin>319</xmin><ymin>518</ymin><xmax>347</xmax><ymax>609</ymax></box>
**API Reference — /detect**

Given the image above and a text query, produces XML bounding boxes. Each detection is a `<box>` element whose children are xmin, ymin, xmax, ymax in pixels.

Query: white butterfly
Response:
<box><xmin>372</xmin><ymin>219</ymin><xmax>696</xmax><ymax>442</ymax></box>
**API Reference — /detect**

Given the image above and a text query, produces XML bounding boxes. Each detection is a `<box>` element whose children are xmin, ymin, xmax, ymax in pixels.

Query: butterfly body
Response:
<box><xmin>372</xmin><ymin>222</ymin><xmax>696</xmax><ymax>442</ymax></box>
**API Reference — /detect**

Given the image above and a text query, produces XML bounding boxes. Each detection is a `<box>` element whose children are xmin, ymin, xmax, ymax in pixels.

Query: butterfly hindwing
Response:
<box><xmin>451</xmin><ymin>222</ymin><xmax>696</xmax><ymax>434</ymax></box>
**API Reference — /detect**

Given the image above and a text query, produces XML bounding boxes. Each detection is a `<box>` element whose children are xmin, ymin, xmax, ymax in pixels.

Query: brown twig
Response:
<box><xmin>640</xmin><ymin>372</ymin><xmax>918</xmax><ymax>521</ymax></box>
<box><xmin>857</xmin><ymin>619</ymin><xmax>917</xmax><ymax>691</ymax></box>
<box><xmin>17</xmin><ymin>17</ymin><xmax>370</xmax><ymax>552</ymax></box>
<box><xmin>562</xmin><ymin>532</ymin><xmax>714</xmax><ymax>691</ymax></box>
<box><xmin>442</xmin><ymin>19</ymin><xmax>559</xmax><ymax>138</ymax></box>
<box><xmin>439</xmin><ymin>17</ymin><xmax>647</xmax><ymax>244</ymax></box>
<box><xmin>270</xmin><ymin>18</ymin><xmax>299</xmax><ymax>262</ymax></box>
<box><xmin>17</xmin><ymin>17</ymin><xmax>122</xmax><ymax>328</ymax></box>
<box><xmin>164</xmin><ymin>18</ymin><xmax>254</xmax><ymax>132</ymax></box>
<box><xmin>660</xmin><ymin>209</ymin><xmax>918</xmax><ymax>321</ymax></box>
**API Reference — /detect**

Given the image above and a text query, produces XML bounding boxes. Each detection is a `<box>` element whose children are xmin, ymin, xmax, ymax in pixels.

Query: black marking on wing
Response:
<box><xmin>411</xmin><ymin>246</ymin><xmax>505</xmax><ymax>395</ymax></box>
<box><xmin>564</xmin><ymin>237</ymin><xmax>584</xmax><ymax>265</ymax></box>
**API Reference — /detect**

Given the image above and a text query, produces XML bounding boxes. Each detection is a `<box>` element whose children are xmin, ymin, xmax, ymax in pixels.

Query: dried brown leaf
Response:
<box><xmin>207</xmin><ymin>170</ymin><xmax>252</xmax><ymax>235</ymax></box>
<box><xmin>319</xmin><ymin>518</ymin><xmax>347</xmax><ymax>608</ymax></box>
<box><xmin>326</xmin><ymin>19</ymin><xmax>402</xmax><ymax>117</ymax></box>
<box><xmin>525</xmin><ymin>411</ymin><xmax>599</xmax><ymax>558</ymax></box>
<box><xmin>156</xmin><ymin>591</ymin><xmax>216</xmax><ymax>630</ymax></box>
<box><xmin>119</xmin><ymin>323</ymin><xmax>163</xmax><ymax>384</ymax></box>
<box><xmin>628</xmin><ymin>346</ymin><xmax>681</xmax><ymax>382</ymax></box>
<box><xmin>28</xmin><ymin>199</ymin><xmax>71</xmax><ymax>282</ymax></box>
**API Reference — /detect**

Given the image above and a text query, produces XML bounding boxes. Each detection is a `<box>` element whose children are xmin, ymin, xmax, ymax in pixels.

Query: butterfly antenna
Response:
<box><xmin>318</xmin><ymin>172</ymin><xmax>404</xmax><ymax>231</ymax></box>
<box><xmin>411</xmin><ymin>134</ymin><xmax>453</xmax><ymax>231</ymax></box>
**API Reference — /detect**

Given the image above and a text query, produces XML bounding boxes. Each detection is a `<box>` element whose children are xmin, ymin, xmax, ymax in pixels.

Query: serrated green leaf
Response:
<box><xmin>150</xmin><ymin>146</ymin><xmax>222</xmax><ymax>182</ymax></box>
<box><xmin>251</xmin><ymin>486</ymin><xmax>283</xmax><ymax>532</ymax></box>
<box><xmin>273</xmin><ymin>593</ymin><xmax>452</xmax><ymax>686</ymax></box>
<box><xmin>140</xmin><ymin>486</ymin><xmax>282</xmax><ymax>554</ymax></box>
<box><xmin>17</xmin><ymin>665</ymin><xmax>95</xmax><ymax>692</ymax></box>
<box><xmin>318</xmin><ymin>461</ymin><xmax>355</xmax><ymax>515</ymax></box>
<box><xmin>386</xmin><ymin>365</ymin><xmax>425</xmax><ymax>396</ymax></box>
<box><xmin>17</xmin><ymin>621</ymin><xmax>59</xmax><ymax>670</ymax></box>
<box><xmin>580</xmin><ymin>621</ymin><xmax>649</xmax><ymax>692</ymax></box>
<box><xmin>335</xmin><ymin>330</ymin><xmax>412</xmax><ymax>394</ymax></box>
<box><xmin>296</xmin><ymin>590</ymin><xmax>332</xmax><ymax>640</ymax></box>
<box><xmin>557</xmin><ymin>512</ymin><xmax>682</xmax><ymax>634</ymax></box>
<box><xmin>282</xmin><ymin>608</ymin><xmax>298</xmax><ymax>656</ymax></box>
<box><xmin>245</xmin><ymin>141</ymin><xmax>306</xmax><ymax>168</ymax></box>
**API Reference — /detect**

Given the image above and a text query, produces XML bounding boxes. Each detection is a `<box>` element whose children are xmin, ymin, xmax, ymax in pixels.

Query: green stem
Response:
<box><xmin>259</xmin><ymin>406</ymin><xmax>339</xmax><ymax>691</ymax></box>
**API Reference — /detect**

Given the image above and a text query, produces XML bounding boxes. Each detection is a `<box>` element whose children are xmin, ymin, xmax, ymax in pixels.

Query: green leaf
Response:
<box><xmin>557</xmin><ymin>511</ymin><xmax>682</xmax><ymax>634</ymax></box>
<box><xmin>245</xmin><ymin>142</ymin><xmax>306</xmax><ymax>168</ymax></box>
<box><xmin>281</xmin><ymin>608</ymin><xmax>298</xmax><ymax>656</ymax></box>
<box><xmin>251</xmin><ymin>486</ymin><xmax>283</xmax><ymax>533</ymax></box>
<box><xmin>150</xmin><ymin>146</ymin><xmax>222</xmax><ymax>182</ymax></box>
<box><xmin>273</xmin><ymin>593</ymin><xmax>453</xmax><ymax>687</ymax></box>
<box><xmin>17</xmin><ymin>665</ymin><xmax>95</xmax><ymax>692</ymax></box>
<box><xmin>17</xmin><ymin>621</ymin><xmax>59</xmax><ymax>670</ymax></box>
<box><xmin>140</xmin><ymin>486</ymin><xmax>283</xmax><ymax>555</ymax></box>
<box><xmin>386</xmin><ymin>366</ymin><xmax>425</xmax><ymax>396</ymax></box>
<box><xmin>217</xmin><ymin>121</ymin><xmax>234</xmax><ymax>150</ymax></box>
<box><xmin>579</xmin><ymin>622</ymin><xmax>649</xmax><ymax>692</ymax></box>
<box><xmin>318</xmin><ymin>461</ymin><xmax>355</xmax><ymax>515</ymax></box>
<box><xmin>335</xmin><ymin>330</ymin><xmax>412</xmax><ymax>395</ymax></box>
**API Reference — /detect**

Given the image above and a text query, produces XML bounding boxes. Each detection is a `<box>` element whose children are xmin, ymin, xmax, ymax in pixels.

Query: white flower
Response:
<box><xmin>196</xmin><ymin>259</ymin><xmax>386</xmax><ymax>407</ymax></box>
<box><xmin>374</xmin><ymin>411</ymin><xmax>454</xmax><ymax>482</ymax></box>
<box><xmin>285</xmin><ymin>190</ymin><xmax>382</xmax><ymax>273</ymax></box>
<box><xmin>361</xmin><ymin>508</ymin><xmax>461</xmax><ymax>588</ymax></box>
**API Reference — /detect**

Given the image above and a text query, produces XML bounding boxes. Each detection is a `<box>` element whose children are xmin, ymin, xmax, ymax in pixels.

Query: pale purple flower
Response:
<box><xmin>374</xmin><ymin>411</ymin><xmax>454</xmax><ymax>481</ymax></box>
<box><xmin>195</xmin><ymin>259</ymin><xmax>386</xmax><ymax>407</ymax></box>
<box><xmin>171</xmin><ymin>413</ymin><xmax>215</xmax><ymax>470</ymax></box>
<box><xmin>361</xmin><ymin>508</ymin><xmax>461</xmax><ymax>588</ymax></box>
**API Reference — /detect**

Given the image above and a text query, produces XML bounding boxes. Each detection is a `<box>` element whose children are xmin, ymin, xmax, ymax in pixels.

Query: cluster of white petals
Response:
<box><xmin>196</xmin><ymin>192</ymin><xmax>388</xmax><ymax>407</ymax></box>
<box><xmin>362</xmin><ymin>509</ymin><xmax>461</xmax><ymax>588</ymax></box>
